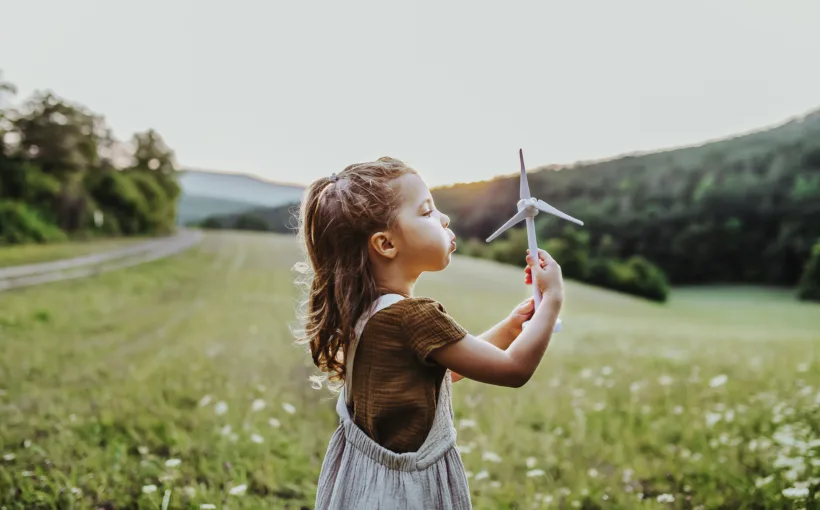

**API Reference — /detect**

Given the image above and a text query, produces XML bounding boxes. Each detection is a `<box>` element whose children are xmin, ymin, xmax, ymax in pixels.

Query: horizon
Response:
<box><xmin>3</xmin><ymin>0</ymin><xmax>820</xmax><ymax>188</ymax></box>
<box><xmin>180</xmin><ymin>104</ymin><xmax>819</xmax><ymax>189</ymax></box>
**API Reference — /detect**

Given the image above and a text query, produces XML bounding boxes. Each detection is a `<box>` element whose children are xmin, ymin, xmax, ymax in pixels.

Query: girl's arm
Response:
<box><xmin>433</xmin><ymin>250</ymin><xmax>563</xmax><ymax>387</ymax></box>
<box><xmin>451</xmin><ymin>304</ymin><xmax>529</xmax><ymax>382</ymax></box>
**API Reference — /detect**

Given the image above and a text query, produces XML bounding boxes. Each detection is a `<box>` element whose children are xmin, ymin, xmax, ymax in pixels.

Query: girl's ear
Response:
<box><xmin>369</xmin><ymin>231</ymin><xmax>398</xmax><ymax>259</ymax></box>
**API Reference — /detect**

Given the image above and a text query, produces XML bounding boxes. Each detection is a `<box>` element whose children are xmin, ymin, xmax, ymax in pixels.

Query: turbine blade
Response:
<box><xmin>486</xmin><ymin>209</ymin><xmax>529</xmax><ymax>242</ymax></box>
<box><xmin>535</xmin><ymin>199</ymin><xmax>584</xmax><ymax>226</ymax></box>
<box><xmin>519</xmin><ymin>148</ymin><xmax>531</xmax><ymax>200</ymax></box>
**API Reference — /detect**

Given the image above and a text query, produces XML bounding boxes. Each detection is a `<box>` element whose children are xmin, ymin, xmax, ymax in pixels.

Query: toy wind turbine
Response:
<box><xmin>486</xmin><ymin>149</ymin><xmax>584</xmax><ymax>332</ymax></box>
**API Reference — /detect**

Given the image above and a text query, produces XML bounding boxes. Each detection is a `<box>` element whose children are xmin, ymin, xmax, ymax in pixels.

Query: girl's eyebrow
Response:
<box><xmin>417</xmin><ymin>197</ymin><xmax>433</xmax><ymax>210</ymax></box>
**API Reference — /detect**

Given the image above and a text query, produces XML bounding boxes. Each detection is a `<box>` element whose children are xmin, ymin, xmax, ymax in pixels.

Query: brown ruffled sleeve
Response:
<box><xmin>403</xmin><ymin>297</ymin><xmax>467</xmax><ymax>365</ymax></box>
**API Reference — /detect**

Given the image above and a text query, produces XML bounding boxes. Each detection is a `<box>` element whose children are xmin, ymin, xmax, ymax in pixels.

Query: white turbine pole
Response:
<box><xmin>525</xmin><ymin>214</ymin><xmax>542</xmax><ymax>310</ymax></box>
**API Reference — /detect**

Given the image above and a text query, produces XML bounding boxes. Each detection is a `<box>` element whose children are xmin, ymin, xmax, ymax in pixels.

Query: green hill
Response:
<box><xmin>433</xmin><ymin>109</ymin><xmax>820</xmax><ymax>287</ymax></box>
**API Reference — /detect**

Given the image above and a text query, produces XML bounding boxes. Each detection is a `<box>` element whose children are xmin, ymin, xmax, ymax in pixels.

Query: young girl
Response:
<box><xmin>295</xmin><ymin>157</ymin><xmax>564</xmax><ymax>510</ymax></box>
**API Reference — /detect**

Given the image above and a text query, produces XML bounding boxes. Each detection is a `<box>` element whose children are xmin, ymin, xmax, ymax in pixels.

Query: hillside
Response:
<box><xmin>433</xmin><ymin>108</ymin><xmax>820</xmax><ymax>286</ymax></box>
<box><xmin>177</xmin><ymin>169</ymin><xmax>304</xmax><ymax>225</ymax></box>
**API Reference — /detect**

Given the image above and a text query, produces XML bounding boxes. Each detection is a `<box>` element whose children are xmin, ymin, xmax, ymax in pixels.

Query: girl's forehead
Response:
<box><xmin>394</xmin><ymin>173</ymin><xmax>429</xmax><ymax>204</ymax></box>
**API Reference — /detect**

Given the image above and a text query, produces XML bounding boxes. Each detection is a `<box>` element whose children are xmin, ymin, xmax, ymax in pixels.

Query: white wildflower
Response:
<box><xmin>21</xmin><ymin>471</ymin><xmax>33</xmax><ymax>477</ymax></box>
<box><xmin>2</xmin><ymin>453</ymin><xmax>15</xmax><ymax>461</ymax></box>
<box><xmin>594</xmin><ymin>377</ymin><xmax>604</xmax><ymax>387</ymax></box>
<box><xmin>526</xmin><ymin>457</ymin><xmax>537</xmax><ymax>468</ymax></box>
<box><xmin>527</xmin><ymin>469</ymin><xmax>546</xmax><ymax>477</ymax></box>
<box><xmin>464</xmin><ymin>471</ymin><xmax>473</xmax><ymax>479</ymax></box>
<box><xmin>474</xmin><ymin>470</ymin><xmax>489</xmax><ymax>480</ymax></box>
<box><xmin>709</xmin><ymin>374</ymin><xmax>728</xmax><ymax>388</ymax></box>
<box><xmin>797</xmin><ymin>363</ymin><xmax>809</xmax><ymax>373</ymax></box>
<box><xmin>588</xmin><ymin>468</ymin><xmax>598</xmax><ymax>478</ymax></box>
<box><xmin>251</xmin><ymin>433</ymin><xmax>264</xmax><ymax>444</ymax></box>
<box><xmin>784</xmin><ymin>469</ymin><xmax>800</xmax><ymax>482</ymax></box>
<box><xmin>657</xmin><ymin>493</ymin><xmax>675</xmax><ymax>503</ymax></box>
<box><xmin>214</xmin><ymin>401</ymin><xmax>228</xmax><ymax>415</ymax></box>
<box><xmin>70</xmin><ymin>487</ymin><xmax>82</xmax><ymax>495</ymax></box>
<box><xmin>782</xmin><ymin>486</ymin><xmax>809</xmax><ymax>499</ymax></box>
<box><xmin>755</xmin><ymin>475</ymin><xmax>773</xmax><ymax>487</ymax></box>
<box><xmin>482</xmin><ymin>451</ymin><xmax>502</xmax><ymax>463</ymax></box>
<box><xmin>251</xmin><ymin>399</ymin><xmax>266</xmax><ymax>412</ymax></box>
<box><xmin>705</xmin><ymin>412</ymin><xmax>722</xmax><ymax>427</ymax></box>
<box><xmin>630</xmin><ymin>382</ymin><xmax>642</xmax><ymax>393</ymax></box>
<box><xmin>773</xmin><ymin>454</ymin><xmax>805</xmax><ymax>470</ymax></box>
<box><xmin>580</xmin><ymin>368</ymin><xmax>592</xmax><ymax>379</ymax></box>
<box><xmin>138</xmin><ymin>446</ymin><xmax>149</xmax><ymax>455</ymax></box>
<box><xmin>458</xmin><ymin>444</ymin><xmax>473</xmax><ymax>454</ymax></box>
<box><xmin>229</xmin><ymin>484</ymin><xmax>247</xmax><ymax>496</ymax></box>
<box><xmin>724</xmin><ymin>409</ymin><xmax>735</xmax><ymax>422</ymax></box>
<box><xmin>593</xmin><ymin>402</ymin><xmax>606</xmax><ymax>411</ymax></box>
<box><xmin>199</xmin><ymin>395</ymin><xmax>212</xmax><ymax>407</ymax></box>
<box><xmin>658</xmin><ymin>375</ymin><xmax>673</xmax><ymax>386</ymax></box>
<box><xmin>142</xmin><ymin>484</ymin><xmax>158</xmax><ymax>494</ymax></box>
<box><xmin>23</xmin><ymin>440</ymin><xmax>30</xmax><ymax>448</ymax></box>
<box><xmin>282</xmin><ymin>403</ymin><xmax>296</xmax><ymax>414</ymax></box>
<box><xmin>622</xmin><ymin>468</ymin><xmax>633</xmax><ymax>483</ymax></box>
<box><xmin>165</xmin><ymin>458</ymin><xmax>181</xmax><ymax>467</ymax></box>
<box><xmin>220</xmin><ymin>425</ymin><xmax>232</xmax><ymax>436</ymax></box>
<box><xmin>268</xmin><ymin>418</ymin><xmax>281</xmax><ymax>428</ymax></box>
<box><xmin>183</xmin><ymin>487</ymin><xmax>196</xmax><ymax>498</ymax></box>
<box><xmin>601</xmin><ymin>366</ymin><xmax>613</xmax><ymax>375</ymax></box>
<box><xmin>673</xmin><ymin>405</ymin><xmax>684</xmax><ymax>414</ymax></box>
<box><xmin>489</xmin><ymin>481</ymin><xmax>501</xmax><ymax>488</ymax></box>
<box><xmin>458</xmin><ymin>419</ymin><xmax>477</xmax><ymax>429</ymax></box>
<box><xmin>200</xmin><ymin>505</ymin><xmax>217</xmax><ymax>509</ymax></box>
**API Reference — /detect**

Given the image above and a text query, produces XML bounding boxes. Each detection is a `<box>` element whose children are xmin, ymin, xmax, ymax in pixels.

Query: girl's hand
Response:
<box><xmin>506</xmin><ymin>297</ymin><xmax>535</xmax><ymax>336</ymax></box>
<box><xmin>525</xmin><ymin>249</ymin><xmax>564</xmax><ymax>307</ymax></box>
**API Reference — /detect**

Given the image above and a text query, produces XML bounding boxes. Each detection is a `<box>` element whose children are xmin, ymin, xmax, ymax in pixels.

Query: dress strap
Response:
<box><xmin>344</xmin><ymin>293</ymin><xmax>406</xmax><ymax>407</ymax></box>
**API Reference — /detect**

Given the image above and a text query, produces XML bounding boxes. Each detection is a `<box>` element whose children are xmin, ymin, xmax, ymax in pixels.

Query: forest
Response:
<box><xmin>0</xmin><ymin>71</ymin><xmax>180</xmax><ymax>245</ymax></box>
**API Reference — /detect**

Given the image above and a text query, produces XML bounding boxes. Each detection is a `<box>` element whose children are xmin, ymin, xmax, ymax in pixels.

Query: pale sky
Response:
<box><xmin>2</xmin><ymin>0</ymin><xmax>819</xmax><ymax>187</ymax></box>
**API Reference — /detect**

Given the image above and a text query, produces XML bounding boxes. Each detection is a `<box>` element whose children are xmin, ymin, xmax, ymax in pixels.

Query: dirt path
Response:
<box><xmin>0</xmin><ymin>229</ymin><xmax>202</xmax><ymax>291</ymax></box>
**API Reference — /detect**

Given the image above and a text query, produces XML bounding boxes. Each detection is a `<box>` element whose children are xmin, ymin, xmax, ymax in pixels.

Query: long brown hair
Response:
<box><xmin>294</xmin><ymin>157</ymin><xmax>417</xmax><ymax>390</ymax></box>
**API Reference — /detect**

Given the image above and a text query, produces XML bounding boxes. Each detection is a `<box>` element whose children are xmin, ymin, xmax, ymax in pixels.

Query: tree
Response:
<box><xmin>797</xmin><ymin>241</ymin><xmax>820</xmax><ymax>302</ymax></box>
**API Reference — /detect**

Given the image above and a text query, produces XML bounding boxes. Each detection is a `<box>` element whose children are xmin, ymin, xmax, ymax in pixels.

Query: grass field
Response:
<box><xmin>1</xmin><ymin>231</ymin><xmax>818</xmax><ymax>509</ymax></box>
<box><xmin>0</xmin><ymin>238</ymin><xmax>147</xmax><ymax>268</ymax></box>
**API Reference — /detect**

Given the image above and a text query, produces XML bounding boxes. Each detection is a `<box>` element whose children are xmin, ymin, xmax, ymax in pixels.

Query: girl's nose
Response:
<box><xmin>440</xmin><ymin>212</ymin><xmax>450</xmax><ymax>229</ymax></box>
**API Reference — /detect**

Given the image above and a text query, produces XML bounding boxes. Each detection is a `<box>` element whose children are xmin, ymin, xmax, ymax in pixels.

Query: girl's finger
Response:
<box><xmin>538</xmin><ymin>248</ymin><xmax>554</xmax><ymax>264</ymax></box>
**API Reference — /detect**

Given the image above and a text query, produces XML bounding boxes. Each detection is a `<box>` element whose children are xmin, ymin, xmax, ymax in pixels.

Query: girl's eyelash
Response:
<box><xmin>423</xmin><ymin>210</ymin><xmax>433</xmax><ymax>216</ymax></box>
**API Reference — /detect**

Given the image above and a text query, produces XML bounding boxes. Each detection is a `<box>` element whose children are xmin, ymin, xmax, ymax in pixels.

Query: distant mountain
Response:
<box><xmin>176</xmin><ymin>169</ymin><xmax>304</xmax><ymax>225</ymax></box>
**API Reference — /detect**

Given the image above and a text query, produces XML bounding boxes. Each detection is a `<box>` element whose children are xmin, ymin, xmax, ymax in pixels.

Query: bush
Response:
<box><xmin>0</xmin><ymin>200</ymin><xmax>66</xmax><ymax>244</ymax></box>
<box><xmin>587</xmin><ymin>256</ymin><xmax>669</xmax><ymax>302</ymax></box>
<box><xmin>797</xmin><ymin>241</ymin><xmax>820</xmax><ymax>302</ymax></box>
<box><xmin>199</xmin><ymin>217</ymin><xmax>224</xmax><ymax>229</ymax></box>
<box><xmin>234</xmin><ymin>213</ymin><xmax>269</xmax><ymax>232</ymax></box>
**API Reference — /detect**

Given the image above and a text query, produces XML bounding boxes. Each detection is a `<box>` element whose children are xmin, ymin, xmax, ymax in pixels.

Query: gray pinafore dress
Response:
<box><xmin>315</xmin><ymin>294</ymin><xmax>472</xmax><ymax>510</ymax></box>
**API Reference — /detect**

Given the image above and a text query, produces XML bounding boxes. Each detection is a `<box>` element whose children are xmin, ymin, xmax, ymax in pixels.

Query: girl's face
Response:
<box><xmin>392</xmin><ymin>173</ymin><xmax>456</xmax><ymax>272</ymax></box>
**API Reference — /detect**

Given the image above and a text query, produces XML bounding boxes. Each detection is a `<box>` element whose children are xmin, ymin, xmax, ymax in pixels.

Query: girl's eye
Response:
<box><xmin>423</xmin><ymin>210</ymin><xmax>433</xmax><ymax>217</ymax></box>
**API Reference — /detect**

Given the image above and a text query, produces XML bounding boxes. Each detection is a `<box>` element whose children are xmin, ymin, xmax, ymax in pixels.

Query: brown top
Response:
<box><xmin>349</xmin><ymin>297</ymin><xmax>468</xmax><ymax>453</ymax></box>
